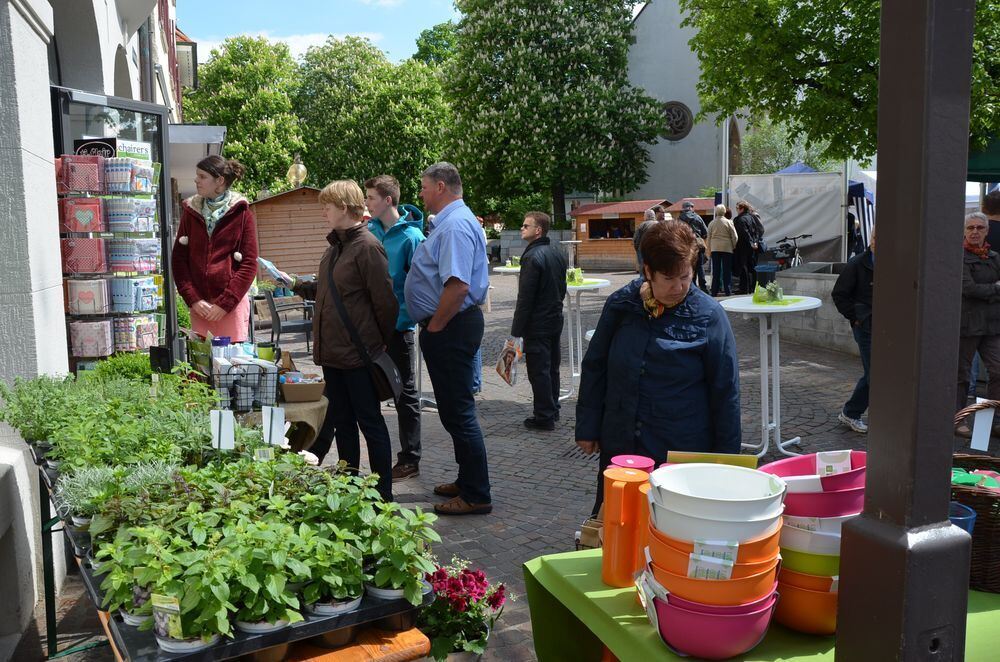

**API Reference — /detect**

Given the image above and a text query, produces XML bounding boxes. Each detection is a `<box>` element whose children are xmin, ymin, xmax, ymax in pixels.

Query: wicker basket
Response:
<box><xmin>953</xmin><ymin>400</ymin><xmax>1000</xmax><ymax>592</ymax></box>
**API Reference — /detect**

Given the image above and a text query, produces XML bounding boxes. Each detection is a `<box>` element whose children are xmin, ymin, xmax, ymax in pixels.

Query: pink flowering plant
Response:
<box><xmin>418</xmin><ymin>558</ymin><xmax>509</xmax><ymax>660</ymax></box>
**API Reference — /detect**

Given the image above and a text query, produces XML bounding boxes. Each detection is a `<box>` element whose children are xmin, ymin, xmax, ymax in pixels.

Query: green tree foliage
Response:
<box><xmin>296</xmin><ymin>37</ymin><xmax>451</xmax><ymax>204</ymax></box>
<box><xmin>740</xmin><ymin>116</ymin><xmax>840</xmax><ymax>174</ymax></box>
<box><xmin>447</xmin><ymin>0</ymin><xmax>666</xmax><ymax>221</ymax></box>
<box><xmin>183</xmin><ymin>36</ymin><xmax>305</xmax><ymax>200</ymax></box>
<box><xmin>413</xmin><ymin>21</ymin><xmax>459</xmax><ymax>66</ymax></box>
<box><xmin>679</xmin><ymin>0</ymin><xmax>1000</xmax><ymax>161</ymax></box>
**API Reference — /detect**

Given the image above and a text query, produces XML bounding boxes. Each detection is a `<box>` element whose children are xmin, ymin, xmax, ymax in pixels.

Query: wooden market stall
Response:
<box><xmin>571</xmin><ymin>199</ymin><xmax>670</xmax><ymax>270</ymax></box>
<box><xmin>251</xmin><ymin>186</ymin><xmax>327</xmax><ymax>278</ymax></box>
<box><xmin>665</xmin><ymin>196</ymin><xmax>716</xmax><ymax>220</ymax></box>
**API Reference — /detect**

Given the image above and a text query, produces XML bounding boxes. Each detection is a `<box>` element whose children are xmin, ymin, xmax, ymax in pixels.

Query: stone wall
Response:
<box><xmin>775</xmin><ymin>269</ymin><xmax>859</xmax><ymax>357</ymax></box>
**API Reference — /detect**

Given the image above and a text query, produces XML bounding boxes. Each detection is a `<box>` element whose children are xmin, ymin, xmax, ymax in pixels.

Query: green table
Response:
<box><xmin>523</xmin><ymin>549</ymin><xmax>1000</xmax><ymax>661</ymax></box>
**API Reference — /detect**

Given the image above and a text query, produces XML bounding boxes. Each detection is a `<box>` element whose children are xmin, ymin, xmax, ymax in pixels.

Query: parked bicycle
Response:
<box><xmin>773</xmin><ymin>234</ymin><xmax>812</xmax><ymax>270</ymax></box>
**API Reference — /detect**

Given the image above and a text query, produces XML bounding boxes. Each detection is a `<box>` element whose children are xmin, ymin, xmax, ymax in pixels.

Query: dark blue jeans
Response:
<box><xmin>843</xmin><ymin>325</ymin><xmax>871</xmax><ymax>419</ymax></box>
<box><xmin>710</xmin><ymin>252</ymin><xmax>733</xmax><ymax>296</ymax></box>
<box><xmin>420</xmin><ymin>307</ymin><xmax>492</xmax><ymax>504</ymax></box>
<box><xmin>322</xmin><ymin>365</ymin><xmax>393</xmax><ymax>502</ymax></box>
<box><xmin>695</xmin><ymin>249</ymin><xmax>708</xmax><ymax>290</ymax></box>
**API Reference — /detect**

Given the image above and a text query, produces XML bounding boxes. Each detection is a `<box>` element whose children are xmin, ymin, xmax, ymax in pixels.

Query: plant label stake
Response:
<box><xmin>150</xmin><ymin>372</ymin><xmax>159</xmax><ymax>398</ymax></box>
<box><xmin>211</xmin><ymin>409</ymin><xmax>236</xmax><ymax>451</ymax></box>
<box><xmin>262</xmin><ymin>406</ymin><xmax>285</xmax><ymax>446</ymax></box>
<box><xmin>971</xmin><ymin>397</ymin><xmax>994</xmax><ymax>452</ymax></box>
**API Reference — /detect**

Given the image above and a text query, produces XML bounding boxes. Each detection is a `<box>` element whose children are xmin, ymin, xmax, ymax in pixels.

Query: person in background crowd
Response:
<box><xmin>956</xmin><ymin>213</ymin><xmax>1000</xmax><ymax>437</ymax></box>
<box><xmin>634</xmin><ymin>208</ymin><xmax>660</xmax><ymax>271</ymax></box>
<box><xmin>575</xmin><ymin>221</ymin><xmax>741</xmax><ymax>514</ymax></box>
<box><xmin>283</xmin><ymin>180</ymin><xmax>398</xmax><ymax>501</ymax></box>
<box><xmin>404</xmin><ymin>162</ymin><xmax>493</xmax><ymax>516</ymax></box>
<box><xmin>848</xmin><ymin>216</ymin><xmax>865</xmax><ymax>258</ymax></box>
<box><xmin>173</xmin><ymin>156</ymin><xmax>257</xmax><ymax>341</ymax></box>
<box><xmin>706</xmin><ymin>203</ymin><xmax>738</xmax><ymax>296</ymax></box>
<box><xmin>678</xmin><ymin>201</ymin><xmax>710</xmax><ymax>292</ymax></box>
<box><xmin>733</xmin><ymin>200</ymin><xmax>758</xmax><ymax>294</ymax></box>
<box><xmin>982</xmin><ymin>190</ymin><xmax>1000</xmax><ymax>249</ymax></box>
<box><xmin>364</xmin><ymin>175</ymin><xmax>426</xmax><ymax>481</ymax></box>
<box><xmin>512</xmin><ymin>211</ymin><xmax>568</xmax><ymax>431</ymax></box>
<box><xmin>831</xmin><ymin>227</ymin><xmax>875</xmax><ymax>434</ymax></box>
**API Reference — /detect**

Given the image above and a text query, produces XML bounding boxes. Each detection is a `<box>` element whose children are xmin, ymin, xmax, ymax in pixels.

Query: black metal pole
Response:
<box><xmin>39</xmin><ymin>468</ymin><xmax>58</xmax><ymax>658</ymax></box>
<box><xmin>836</xmin><ymin>0</ymin><xmax>977</xmax><ymax>659</ymax></box>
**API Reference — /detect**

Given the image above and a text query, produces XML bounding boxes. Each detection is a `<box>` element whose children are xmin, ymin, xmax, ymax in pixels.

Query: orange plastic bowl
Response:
<box><xmin>650</xmin><ymin>537</ymin><xmax>780</xmax><ymax>579</ymax></box>
<box><xmin>649</xmin><ymin>560</ymin><xmax>779</xmax><ymax>607</ymax></box>
<box><xmin>774</xmin><ymin>581</ymin><xmax>838</xmax><ymax>635</ymax></box>
<box><xmin>648</xmin><ymin>520</ymin><xmax>781</xmax><ymax>565</ymax></box>
<box><xmin>778</xmin><ymin>567</ymin><xmax>838</xmax><ymax>593</ymax></box>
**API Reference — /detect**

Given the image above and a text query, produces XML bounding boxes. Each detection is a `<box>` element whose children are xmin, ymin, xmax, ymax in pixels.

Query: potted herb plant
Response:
<box><xmin>227</xmin><ymin>521</ymin><xmax>304</xmax><ymax>633</ymax></box>
<box><xmin>297</xmin><ymin>525</ymin><xmax>366</xmax><ymax>615</ymax></box>
<box><xmin>364</xmin><ymin>504</ymin><xmax>439</xmax><ymax>605</ymax></box>
<box><xmin>419</xmin><ymin>559</ymin><xmax>508</xmax><ymax>661</ymax></box>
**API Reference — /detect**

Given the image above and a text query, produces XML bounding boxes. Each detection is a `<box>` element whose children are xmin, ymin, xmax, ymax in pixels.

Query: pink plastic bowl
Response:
<box><xmin>783</xmin><ymin>486</ymin><xmax>865</xmax><ymax>518</ymax></box>
<box><xmin>652</xmin><ymin>593</ymin><xmax>777</xmax><ymax>660</ymax></box>
<box><xmin>667</xmin><ymin>582</ymin><xmax>778</xmax><ymax>615</ymax></box>
<box><xmin>760</xmin><ymin>451</ymin><xmax>867</xmax><ymax>493</ymax></box>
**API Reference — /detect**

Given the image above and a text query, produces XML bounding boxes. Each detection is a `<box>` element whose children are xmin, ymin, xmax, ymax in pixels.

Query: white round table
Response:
<box><xmin>561</xmin><ymin>279</ymin><xmax>612</xmax><ymax>400</ymax></box>
<box><xmin>493</xmin><ymin>266</ymin><xmax>521</xmax><ymax>275</ymax></box>
<box><xmin>720</xmin><ymin>295</ymin><xmax>822</xmax><ymax>457</ymax></box>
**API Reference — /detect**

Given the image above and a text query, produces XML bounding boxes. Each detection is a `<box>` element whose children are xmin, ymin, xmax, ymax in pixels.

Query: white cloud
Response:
<box><xmin>194</xmin><ymin>31</ymin><xmax>385</xmax><ymax>63</ymax></box>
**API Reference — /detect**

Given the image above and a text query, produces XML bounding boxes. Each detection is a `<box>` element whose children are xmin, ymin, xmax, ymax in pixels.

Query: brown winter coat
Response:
<box><xmin>293</xmin><ymin>225</ymin><xmax>397</xmax><ymax>369</ymax></box>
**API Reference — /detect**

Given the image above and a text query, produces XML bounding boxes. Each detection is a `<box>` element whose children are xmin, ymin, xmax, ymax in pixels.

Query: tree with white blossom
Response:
<box><xmin>447</xmin><ymin>0</ymin><xmax>665</xmax><ymax>223</ymax></box>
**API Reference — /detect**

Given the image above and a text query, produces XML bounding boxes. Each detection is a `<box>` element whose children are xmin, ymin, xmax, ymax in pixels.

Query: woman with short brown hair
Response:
<box><xmin>575</xmin><ymin>221</ymin><xmax>742</xmax><ymax>513</ymax></box>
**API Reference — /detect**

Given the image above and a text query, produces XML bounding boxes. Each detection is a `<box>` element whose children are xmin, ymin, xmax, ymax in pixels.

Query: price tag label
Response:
<box><xmin>210</xmin><ymin>409</ymin><xmax>236</xmax><ymax>450</ymax></box>
<box><xmin>830</xmin><ymin>576</ymin><xmax>840</xmax><ymax>593</ymax></box>
<box><xmin>816</xmin><ymin>450</ymin><xmax>852</xmax><ymax>476</ymax></box>
<box><xmin>262</xmin><ymin>406</ymin><xmax>285</xmax><ymax>446</ymax></box>
<box><xmin>687</xmin><ymin>553</ymin><xmax>734</xmax><ymax>579</ymax></box>
<box><xmin>150</xmin><ymin>373</ymin><xmax>159</xmax><ymax>398</ymax></box>
<box><xmin>151</xmin><ymin>593</ymin><xmax>183</xmax><ymax>639</ymax></box>
<box><xmin>786</xmin><ymin>516</ymin><xmax>821</xmax><ymax>532</ymax></box>
<box><xmin>692</xmin><ymin>539</ymin><xmax>739</xmax><ymax>562</ymax></box>
<box><xmin>254</xmin><ymin>447</ymin><xmax>275</xmax><ymax>462</ymax></box>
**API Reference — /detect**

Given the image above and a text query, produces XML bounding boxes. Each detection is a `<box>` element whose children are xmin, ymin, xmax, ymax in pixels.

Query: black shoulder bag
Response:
<box><xmin>325</xmin><ymin>249</ymin><xmax>402</xmax><ymax>402</ymax></box>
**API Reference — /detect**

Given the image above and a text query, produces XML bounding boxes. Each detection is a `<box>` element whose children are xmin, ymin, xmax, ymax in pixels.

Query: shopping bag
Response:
<box><xmin>495</xmin><ymin>337</ymin><xmax>523</xmax><ymax>386</ymax></box>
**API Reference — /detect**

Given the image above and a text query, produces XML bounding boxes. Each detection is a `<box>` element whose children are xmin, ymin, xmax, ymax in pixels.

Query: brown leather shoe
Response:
<box><xmin>391</xmin><ymin>462</ymin><xmax>419</xmax><ymax>481</ymax></box>
<box><xmin>433</xmin><ymin>482</ymin><xmax>460</xmax><ymax>497</ymax></box>
<box><xmin>434</xmin><ymin>495</ymin><xmax>493</xmax><ymax>516</ymax></box>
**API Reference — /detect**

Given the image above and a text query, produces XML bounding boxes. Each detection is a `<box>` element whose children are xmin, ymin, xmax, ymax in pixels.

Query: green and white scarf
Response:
<box><xmin>201</xmin><ymin>190</ymin><xmax>233</xmax><ymax>236</ymax></box>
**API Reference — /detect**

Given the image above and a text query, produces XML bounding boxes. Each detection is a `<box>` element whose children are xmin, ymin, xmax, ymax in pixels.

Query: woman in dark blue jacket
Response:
<box><xmin>575</xmin><ymin>221</ymin><xmax>742</xmax><ymax>513</ymax></box>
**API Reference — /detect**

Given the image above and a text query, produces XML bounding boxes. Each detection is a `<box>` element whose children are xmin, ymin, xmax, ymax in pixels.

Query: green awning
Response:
<box><xmin>968</xmin><ymin>139</ymin><xmax>1000</xmax><ymax>182</ymax></box>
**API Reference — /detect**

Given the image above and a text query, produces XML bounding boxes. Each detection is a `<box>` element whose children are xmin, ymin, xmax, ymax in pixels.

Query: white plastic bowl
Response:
<box><xmin>783</xmin><ymin>513</ymin><xmax>857</xmax><ymax>535</ymax></box>
<box><xmin>650</xmin><ymin>498</ymin><xmax>784</xmax><ymax>544</ymax></box>
<box><xmin>648</xmin><ymin>464</ymin><xmax>786</xmax><ymax>522</ymax></box>
<box><xmin>780</xmin><ymin>524</ymin><xmax>842</xmax><ymax>556</ymax></box>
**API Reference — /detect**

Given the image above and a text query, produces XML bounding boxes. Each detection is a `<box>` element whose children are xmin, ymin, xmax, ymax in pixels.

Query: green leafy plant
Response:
<box><xmin>367</xmin><ymin>503</ymin><xmax>440</xmax><ymax>605</ymax></box>
<box><xmin>55</xmin><ymin>466</ymin><xmax>119</xmax><ymax>520</ymax></box>
<box><xmin>296</xmin><ymin>523</ymin><xmax>365</xmax><ymax>605</ymax></box>
<box><xmin>0</xmin><ymin>375</ymin><xmax>76</xmax><ymax>442</ymax></box>
<box><xmin>92</xmin><ymin>353</ymin><xmax>153</xmax><ymax>383</ymax></box>
<box><xmin>224</xmin><ymin>520</ymin><xmax>305</xmax><ymax>626</ymax></box>
<box><xmin>420</xmin><ymin>558</ymin><xmax>509</xmax><ymax>660</ymax></box>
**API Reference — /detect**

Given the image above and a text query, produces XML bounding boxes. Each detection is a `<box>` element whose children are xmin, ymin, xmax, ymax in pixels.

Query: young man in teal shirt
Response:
<box><xmin>365</xmin><ymin>175</ymin><xmax>426</xmax><ymax>480</ymax></box>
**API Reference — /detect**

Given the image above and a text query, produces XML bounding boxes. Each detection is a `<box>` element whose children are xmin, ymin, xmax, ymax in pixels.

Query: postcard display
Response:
<box><xmin>58</xmin><ymin>151</ymin><xmax>163</xmax><ymax>362</ymax></box>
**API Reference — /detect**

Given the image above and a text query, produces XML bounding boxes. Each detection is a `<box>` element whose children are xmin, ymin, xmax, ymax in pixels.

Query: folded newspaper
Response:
<box><xmin>495</xmin><ymin>337</ymin><xmax>523</xmax><ymax>386</ymax></box>
<box><xmin>257</xmin><ymin>256</ymin><xmax>291</xmax><ymax>284</ymax></box>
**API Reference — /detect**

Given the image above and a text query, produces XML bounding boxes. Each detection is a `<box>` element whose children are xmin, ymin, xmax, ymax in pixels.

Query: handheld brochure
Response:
<box><xmin>257</xmin><ymin>256</ymin><xmax>291</xmax><ymax>284</ymax></box>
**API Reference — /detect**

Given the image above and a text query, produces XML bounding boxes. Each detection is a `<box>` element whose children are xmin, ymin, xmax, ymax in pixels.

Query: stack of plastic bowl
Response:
<box><xmin>759</xmin><ymin>450</ymin><xmax>866</xmax><ymax>635</ymax></box>
<box><xmin>643</xmin><ymin>464</ymin><xmax>786</xmax><ymax>659</ymax></box>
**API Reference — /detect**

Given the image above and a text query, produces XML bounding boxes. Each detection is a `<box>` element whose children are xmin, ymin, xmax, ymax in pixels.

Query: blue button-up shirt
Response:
<box><xmin>404</xmin><ymin>199</ymin><xmax>489</xmax><ymax>324</ymax></box>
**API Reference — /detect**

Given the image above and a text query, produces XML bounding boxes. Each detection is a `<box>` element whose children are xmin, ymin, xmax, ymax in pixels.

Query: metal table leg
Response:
<box><xmin>771</xmin><ymin>314</ymin><xmax>802</xmax><ymax>456</ymax></box>
<box><xmin>559</xmin><ymin>295</ymin><xmax>576</xmax><ymax>401</ymax></box>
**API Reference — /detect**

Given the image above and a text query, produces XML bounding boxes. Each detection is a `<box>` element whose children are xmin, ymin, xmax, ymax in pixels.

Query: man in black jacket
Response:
<box><xmin>512</xmin><ymin>211</ymin><xmax>568</xmax><ymax>431</ymax></box>
<box><xmin>831</xmin><ymin>227</ymin><xmax>875</xmax><ymax>433</ymax></box>
<box><xmin>679</xmin><ymin>201</ymin><xmax>710</xmax><ymax>292</ymax></box>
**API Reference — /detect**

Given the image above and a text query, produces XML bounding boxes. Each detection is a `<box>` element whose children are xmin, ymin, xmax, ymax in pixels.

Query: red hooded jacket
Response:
<box><xmin>172</xmin><ymin>194</ymin><xmax>259</xmax><ymax>313</ymax></box>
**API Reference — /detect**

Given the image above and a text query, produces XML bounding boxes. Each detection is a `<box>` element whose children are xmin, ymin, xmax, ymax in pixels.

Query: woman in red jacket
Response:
<box><xmin>172</xmin><ymin>156</ymin><xmax>258</xmax><ymax>341</ymax></box>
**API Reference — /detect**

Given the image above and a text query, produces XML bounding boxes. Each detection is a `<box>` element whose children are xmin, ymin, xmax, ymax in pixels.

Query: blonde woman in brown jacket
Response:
<box><xmin>707</xmin><ymin>204</ymin><xmax>739</xmax><ymax>296</ymax></box>
<box><xmin>284</xmin><ymin>180</ymin><xmax>398</xmax><ymax>501</ymax></box>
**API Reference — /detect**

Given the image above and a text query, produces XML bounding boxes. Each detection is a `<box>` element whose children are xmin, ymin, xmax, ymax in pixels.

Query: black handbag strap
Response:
<box><xmin>324</xmin><ymin>246</ymin><xmax>376</xmax><ymax>370</ymax></box>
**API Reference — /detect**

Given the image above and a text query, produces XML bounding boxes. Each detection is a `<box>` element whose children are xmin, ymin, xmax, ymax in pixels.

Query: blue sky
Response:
<box><xmin>177</xmin><ymin>0</ymin><xmax>461</xmax><ymax>63</ymax></box>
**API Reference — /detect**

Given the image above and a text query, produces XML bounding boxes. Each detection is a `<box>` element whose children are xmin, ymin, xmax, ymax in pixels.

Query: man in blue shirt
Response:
<box><xmin>365</xmin><ymin>175</ymin><xmax>425</xmax><ymax>481</ymax></box>
<box><xmin>404</xmin><ymin>162</ymin><xmax>492</xmax><ymax>515</ymax></box>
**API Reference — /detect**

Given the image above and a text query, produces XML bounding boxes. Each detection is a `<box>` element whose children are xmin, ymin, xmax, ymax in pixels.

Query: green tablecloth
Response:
<box><xmin>523</xmin><ymin>549</ymin><xmax>1000</xmax><ymax>661</ymax></box>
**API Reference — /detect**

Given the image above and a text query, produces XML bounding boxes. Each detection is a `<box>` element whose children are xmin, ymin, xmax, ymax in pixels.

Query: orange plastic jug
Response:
<box><xmin>602</xmin><ymin>466</ymin><xmax>650</xmax><ymax>587</ymax></box>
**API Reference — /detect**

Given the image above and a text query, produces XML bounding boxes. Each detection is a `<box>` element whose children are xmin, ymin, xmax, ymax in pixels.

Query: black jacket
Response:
<box><xmin>831</xmin><ymin>249</ymin><xmax>874</xmax><ymax>331</ymax></box>
<box><xmin>511</xmin><ymin>236</ymin><xmax>568</xmax><ymax>338</ymax></box>
<box><xmin>679</xmin><ymin>210</ymin><xmax>708</xmax><ymax>240</ymax></box>
<box><xmin>733</xmin><ymin>212</ymin><xmax>756</xmax><ymax>256</ymax></box>
<box><xmin>961</xmin><ymin>248</ymin><xmax>1000</xmax><ymax>337</ymax></box>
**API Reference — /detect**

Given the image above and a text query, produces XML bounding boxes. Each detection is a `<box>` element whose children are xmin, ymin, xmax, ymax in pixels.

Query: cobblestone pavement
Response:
<box><xmin>31</xmin><ymin>268</ymin><xmax>984</xmax><ymax>661</ymax></box>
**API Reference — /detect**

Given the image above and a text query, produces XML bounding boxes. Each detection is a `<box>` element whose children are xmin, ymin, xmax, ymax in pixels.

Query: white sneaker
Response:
<box><xmin>839</xmin><ymin>412</ymin><xmax>868</xmax><ymax>434</ymax></box>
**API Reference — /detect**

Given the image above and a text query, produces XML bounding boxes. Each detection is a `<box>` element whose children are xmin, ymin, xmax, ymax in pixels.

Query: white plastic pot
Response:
<box><xmin>364</xmin><ymin>583</ymin><xmax>405</xmax><ymax>601</ymax></box>
<box><xmin>648</xmin><ymin>464</ymin><xmax>786</xmax><ymax>522</ymax></box>
<box><xmin>119</xmin><ymin>610</ymin><xmax>150</xmax><ymax>626</ymax></box>
<box><xmin>306</xmin><ymin>594</ymin><xmax>363</xmax><ymax>616</ymax></box>
<box><xmin>649</xmin><ymin>498</ymin><xmax>783</xmax><ymax>544</ymax></box>
<box><xmin>779</xmin><ymin>524</ymin><xmax>843</xmax><ymax>556</ymax></box>
<box><xmin>235</xmin><ymin>619</ymin><xmax>289</xmax><ymax>634</ymax></box>
<box><xmin>783</xmin><ymin>513</ymin><xmax>858</xmax><ymax>535</ymax></box>
<box><xmin>155</xmin><ymin>634</ymin><xmax>220</xmax><ymax>653</ymax></box>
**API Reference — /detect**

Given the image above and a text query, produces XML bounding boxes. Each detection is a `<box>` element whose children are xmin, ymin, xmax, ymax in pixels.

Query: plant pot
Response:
<box><xmin>365</xmin><ymin>583</ymin><xmax>406</xmax><ymax>601</ymax></box>
<box><xmin>311</xmin><ymin>624</ymin><xmax>359</xmax><ymax>649</ymax></box>
<box><xmin>155</xmin><ymin>634</ymin><xmax>221</xmax><ymax>653</ymax></box>
<box><xmin>46</xmin><ymin>459</ymin><xmax>62</xmax><ymax>470</ymax></box>
<box><xmin>235</xmin><ymin>619</ymin><xmax>289</xmax><ymax>634</ymax></box>
<box><xmin>306</xmin><ymin>594</ymin><xmax>363</xmax><ymax>616</ymax></box>
<box><xmin>71</xmin><ymin>515</ymin><xmax>92</xmax><ymax>531</ymax></box>
<box><xmin>250</xmin><ymin>644</ymin><xmax>290</xmax><ymax>662</ymax></box>
<box><xmin>120</xmin><ymin>609</ymin><xmax>150</xmax><ymax>626</ymax></box>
